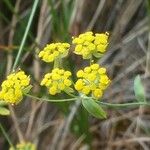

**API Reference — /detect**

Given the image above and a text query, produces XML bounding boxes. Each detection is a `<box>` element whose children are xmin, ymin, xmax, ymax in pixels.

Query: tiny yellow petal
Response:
<box><xmin>64</xmin><ymin>79</ymin><xmax>72</xmax><ymax>86</ymax></box>
<box><xmin>75</xmin><ymin>79</ymin><xmax>84</xmax><ymax>91</ymax></box>
<box><xmin>93</xmin><ymin>89</ymin><xmax>103</xmax><ymax>99</ymax></box>
<box><xmin>91</xmin><ymin>64</ymin><xmax>99</xmax><ymax>70</ymax></box>
<box><xmin>64</xmin><ymin>71</ymin><xmax>72</xmax><ymax>77</ymax></box>
<box><xmin>77</xmin><ymin>70</ymin><xmax>84</xmax><ymax>77</ymax></box>
<box><xmin>98</xmin><ymin>68</ymin><xmax>106</xmax><ymax>74</ymax></box>
<box><xmin>49</xmin><ymin>86</ymin><xmax>57</xmax><ymax>95</ymax></box>
<box><xmin>82</xmin><ymin>86</ymin><xmax>90</xmax><ymax>95</ymax></box>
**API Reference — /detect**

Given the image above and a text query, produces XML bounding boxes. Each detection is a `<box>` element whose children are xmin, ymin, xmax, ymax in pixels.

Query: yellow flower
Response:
<box><xmin>94</xmin><ymin>32</ymin><xmax>109</xmax><ymax>53</ymax></box>
<box><xmin>9</xmin><ymin>142</ymin><xmax>36</xmax><ymax>150</ymax></box>
<box><xmin>93</xmin><ymin>88</ymin><xmax>103</xmax><ymax>98</ymax></box>
<box><xmin>90</xmin><ymin>64</ymin><xmax>99</xmax><ymax>70</ymax></box>
<box><xmin>0</xmin><ymin>71</ymin><xmax>30</xmax><ymax>104</ymax></box>
<box><xmin>38</xmin><ymin>43</ymin><xmax>70</xmax><ymax>63</ymax></box>
<box><xmin>75</xmin><ymin>63</ymin><xmax>110</xmax><ymax>99</ymax></box>
<box><xmin>84</xmin><ymin>67</ymin><xmax>91</xmax><ymax>73</ymax></box>
<box><xmin>76</xmin><ymin>70</ymin><xmax>84</xmax><ymax>77</ymax></box>
<box><xmin>41</xmin><ymin>68</ymin><xmax>73</xmax><ymax>95</ymax></box>
<box><xmin>73</xmin><ymin>32</ymin><xmax>95</xmax><ymax>59</ymax></box>
<box><xmin>74</xmin><ymin>79</ymin><xmax>84</xmax><ymax>91</ymax></box>
<box><xmin>49</xmin><ymin>86</ymin><xmax>57</xmax><ymax>95</ymax></box>
<box><xmin>64</xmin><ymin>79</ymin><xmax>72</xmax><ymax>86</ymax></box>
<box><xmin>73</xmin><ymin>32</ymin><xmax>109</xmax><ymax>59</ymax></box>
<box><xmin>98</xmin><ymin>67</ymin><xmax>106</xmax><ymax>74</ymax></box>
<box><xmin>82</xmin><ymin>86</ymin><xmax>90</xmax><ymax>95</ymax></box>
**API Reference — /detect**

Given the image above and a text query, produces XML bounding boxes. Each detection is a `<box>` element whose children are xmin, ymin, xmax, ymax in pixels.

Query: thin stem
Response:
<box><xmin>0</xmin><ymin>123</ymin><xmax>14</xmax><ymax>148</ymax></box>
<box><xmin>90</xmin><ymin>56</ymin><xmax>93</xmax><ymax>65</ymax></box>
<box><xmin>53</xmin><ymin>58</ymin><xmax>60</xmax><ymax>69</ymax></box>
<box><xmin>12</xmin><ymin>0</ymin><xmax>39</xmax><ymax>71</ymax></box>
<box><xmin>26</xmin><ymin>93</ymin><xmax>150</xmax><ymax>108</ymax></box>
<box><xmin>25</xmin><ymin>93</ymin><xmax>78</xmax><ymax>102</ymax></box>
<box><xmin>9</xmin><ymin>105</ymin><xmax>24</xmax><ymax>142</ymax></box>
<box><xmin>99</xmin><ymin>101</ymin><xmax>150</xmax><ymax>108</ymax></box>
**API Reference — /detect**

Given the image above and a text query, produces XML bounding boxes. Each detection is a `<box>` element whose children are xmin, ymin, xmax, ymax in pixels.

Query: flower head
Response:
<box><xmin>38</xmin><ymin>43</ymin><xmax>70</xmax><ymax>63</ymax></box>
<box><xmin>0</xmin><ymin>71</ymin><xmax>30</xmax><ymax>104</ymax></box>
<box><xmin>41</xmin><ymin>68</ymin><xmax>73</xmax><ymax>95</ymax></box>
<box><xmin>72</xmin><ymin>32</ymin><xmax>109</xmax><ymax>59</ymax></box>
<box><xmin>9</xmin><ymin>142</ymin><xmax>36</xmax><ymax>150</ymax></box>
<box><xmin>94</xmin><ymin>32</ymin><xmax>109</xmax><ymax>54</ymax></box>
<box><xmin>75</xmin><ymin>63</ymin><xmax>110</xmax><ymax>99</ymax></box>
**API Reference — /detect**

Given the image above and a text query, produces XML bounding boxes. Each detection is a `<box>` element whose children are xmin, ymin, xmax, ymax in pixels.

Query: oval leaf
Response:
<box><xmin>82</xmin><ymin>98</ymin><xmax>107</xmax><ymax>119</ymax></box>
<box><xmin>0</xmin><ymin>107</ymin><xmax>10</xmax><ymax>116</ymax></box>
<box><xmin>134</xmin><ymin>75</ymin><xmax>146</xmax><ymax>102</ymax></box>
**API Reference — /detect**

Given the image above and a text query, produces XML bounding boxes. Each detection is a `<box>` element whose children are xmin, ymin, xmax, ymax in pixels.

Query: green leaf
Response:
<box><xmin>134</xmin><ymin>75</ymin><xmax>146</xmax><ymax>102</ymax></box>
<box><xmin>0</xmin><ymin>107</ymin><xmax>10</xmax><ymax>116</ymax></box>
<box><xmin>82</xmin><ymin>98</ymin><xmax>107</xmax><ymax>119</ymax></box>
<box><xmin>93</xmin><ymin>52</ymin><xmax>104</xmax><ymax>58</ymax></box>
<box><xmin>0</xmin><ymin>101</ymin><xmax>8</xmax><ymax>106</ymax></box>
<box><xmin>22</xmin><ymin>85</ymin><xmax>33</xmax><ymax>94</ymax></box>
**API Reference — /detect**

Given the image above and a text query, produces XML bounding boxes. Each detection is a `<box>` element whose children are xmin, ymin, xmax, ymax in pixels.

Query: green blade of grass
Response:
<box><xmin>12</xmin><ymin>0</ymin><xmax>39</xmax><ymax>71</ymax></box>
<box><xmin>0</xmin><ymin>123</ymin><xmax>14</xmax><ymax>148</ymax></box>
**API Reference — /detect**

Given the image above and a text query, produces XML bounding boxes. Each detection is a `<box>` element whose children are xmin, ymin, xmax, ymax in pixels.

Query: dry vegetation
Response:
<box><xmin>0</xmin><ymin>0</ymin><xmax>150</xmax><ymax>150</ymax></box>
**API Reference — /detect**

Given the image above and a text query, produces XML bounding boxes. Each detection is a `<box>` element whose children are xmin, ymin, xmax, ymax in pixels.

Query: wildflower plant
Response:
<box><xmin>0</xmin><ymin>31</ymin><xmax>150</xmax><ymax>120</ymax></box>
<box><xmin>36</xmin><ymin>31</ymin><xmax>111</xmax><ymax>119</ymax></box>
<box><xmin>32</xmin><ymin>31</ymin><xmax>150</xmax><ymax>119</ymax></box>
<box><xmin>1</xmin><ymin>0</ymin><xmax>150</xmax><ymax>148</ymax></box>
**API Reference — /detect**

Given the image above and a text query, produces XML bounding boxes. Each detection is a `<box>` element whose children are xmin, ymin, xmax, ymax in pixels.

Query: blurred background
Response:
<box><xmin>0</xmin><ymin>0</ymin><xmax>150</xmax><ymax>149</ymax></box>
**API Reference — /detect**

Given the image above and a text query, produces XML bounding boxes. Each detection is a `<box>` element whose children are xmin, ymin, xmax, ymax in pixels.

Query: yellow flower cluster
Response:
<box><xmin>75</xmin><ymin>64</ymin><xmax>110</xmax><ymax>99</ymax></box>
<box><xmin>72</xmin><ymin>31</ymin><xmax>109</xmax><ymax>59</ymax></box>
<box><xmin>0</xmin><ymin>71</ymin><xmax>30</xmax><ymax>104</ymax></box>
<box><xmin>94</xmin><ymin>33</ymin><xmax>109</xmax><ymax>53</ymax></box>
<box><xmin>41</xmin><ymin>68</ymin><xmax>72</xmax><ymax>95</ymax></box>
<box><xmin>9</xmin><ymin>142</ymin><xmax>36</xmax><ymax>150</ymax></box>
<box><xmin>38</xmin><ymin>43</ymin><xmax>70</xmax><ymax>62</ymax></box>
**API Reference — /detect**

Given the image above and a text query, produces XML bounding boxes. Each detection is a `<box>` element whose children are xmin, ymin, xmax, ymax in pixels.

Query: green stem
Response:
<box><xmin>25</xmin><ymin>93</ymin><xmax>78</xmax><ymax>102</ymax></box>
<box><xmin>26</xmin><ymin>92</ymin><xmax>150</xmax><ymax>108</ymax></box>
<box><xmin>99</xmin><ymin>101</ymin><xmax>150</xmax><ymax>108</ymax></box>
<box><xmin>90</xmin><ymin>56</ymin><xmax>93</xmax><ymax>65</ymax></box>
<box><xmin>53</xmin><ymin>58</ymin><xmax>60</xmax><ymax>69</ymax></box>
<box><xmin>12</xmin><ymin>0</ymin><xmax>39</xmax><ymax>71</ymax></box>
<box><xmin>0</xmin><ymin>123</ymin><xmax>14</xmax><ymax>148</ymax></box>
